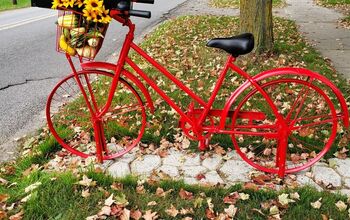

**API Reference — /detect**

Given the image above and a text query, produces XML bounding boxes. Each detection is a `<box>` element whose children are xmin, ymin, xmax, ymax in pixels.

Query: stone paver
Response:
<box><xmin>157</xmin><ymin>165</ymin><xmax>179</xmax><ymax>178</ymax></box>
<box><xmin>107</xmin><ymin>162</ymin><xmax>130</xmax><ymax>178</ymax></box>
<box><xmin>182</xmin><ymin>166</ymin><xmax>207</xmax><ymax>177</ymax></box>
<box><xmin>296</xmin><ymin>175</ymin><xmax>323</xmax><ymax>192</ymax></box>
<box><xmin>200</xmin><ymin>171</ymin><xmax>224</xmax><ymax>185</ymax></box>
<box><xmin>220</xmin><ymin>160</ymin><xmax>252</xmax><ymax>182</ymax></box>
<box><xmin>328</xmin><ymin>158</ymin><xmax>350</xmax><ymax>178</ymax></box>
<box><xmin>163</xmin><ymin>149</ymin><xmax>185</xmax><ymax>167</ymax></box>
<box><xmin>183</xmin><ymin>153</ymin><xmax>201</xmax><ymax>166</ymax></box>
<box><xmin>202</xmin><ymin>155</ymin><xmax>222</xmax><ymax>170</ymax></box>
<box><xmin>130</xmin><ymin>155</ymin><xmax>161</xmax><ymax>175</ymax></box>
<box><xmin>312</xmin><ymin>166</ymin><xmax>342</xmax><ymax>188</ymax></box>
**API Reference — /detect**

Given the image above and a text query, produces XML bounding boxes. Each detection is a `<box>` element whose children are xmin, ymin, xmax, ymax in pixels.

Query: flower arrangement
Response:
<box><xmin>52</xmin><ymin>0</ymin><xmax>112</xmax><ymax>24</ymax></box>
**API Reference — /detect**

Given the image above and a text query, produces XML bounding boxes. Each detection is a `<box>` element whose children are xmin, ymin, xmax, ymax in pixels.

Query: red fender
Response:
<box><xmin>81</xmin><ymin>61</ymin><xmax>155</xmax><ymax>113</ymax></box>
<box><xmin>219</xmin><ymin>67</ymin><xmax>349</xmax><ymax>129</ymax></box>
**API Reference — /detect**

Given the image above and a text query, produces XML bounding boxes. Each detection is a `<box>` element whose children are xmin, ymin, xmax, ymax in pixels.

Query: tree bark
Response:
<box><xmin>13</xmin><ymin>0</ymin><xmax>18</xmax><ymax>5</ymax></box>
<box><xmin>240</xmin><ymin>0</ymin><xmax>273</xmax><ymax>53</ymax></box>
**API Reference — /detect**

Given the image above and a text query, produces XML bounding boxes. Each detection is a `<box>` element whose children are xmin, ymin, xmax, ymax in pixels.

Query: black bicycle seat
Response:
<box><xmin>207</xmin><ymin>33</ymin><xmax>254</xmax><ymax>57</ymax></box>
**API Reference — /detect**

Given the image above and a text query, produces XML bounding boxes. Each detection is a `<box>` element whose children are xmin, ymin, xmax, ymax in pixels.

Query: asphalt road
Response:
<box><xmin>0</xmin><ymin>0</ymin><xmax>187</xmax><ymax>162</ymax></box>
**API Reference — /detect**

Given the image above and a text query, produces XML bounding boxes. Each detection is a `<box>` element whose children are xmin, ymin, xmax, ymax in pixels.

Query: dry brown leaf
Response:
<box><xmin>0</xmin><ymin>211</ymin><xmax>7</xmax><ymax>219</ymax></box>
<box><xmin>111</xmin><ymin>182</ymin><xmax>124</xmax><ymax>190</ymax></box>
<box><xmin>9</xmin><ymin>210</ymin><xmax>23</xmax><ymax>220</ymax></box>
<box><xmin>78</xmin><ymin>175</ymin><xmax>96</xmax><ymax>187</ymax></box>
<box><xmin>98</xmin><ymin>206</ymin><xmax>112</xmax><ymax>216</ymax></box>
<box><xmin>205</xmin><ymin>208</ymin><xmax>215</xmax><ymax>219</ymax></box>
<box><xmin>81</xmin><ymin>189</ymin><xmax>90</xmax><ymax>198</ymax></box>
<box><xmin>143</xmin><ymin>210</ymin><xmax>158</xmax><ymax>220</ymax></box>
<box><xmin>179</xmin><ymin>188</ymin><xmax>193</xmax><ymax>200</ymax></box>
<box><xmin>311</xmin><ymin>198</ymin><xmax>322</xmax><ymax>209</ymax></box>
<box><xmin>321</xmin><ymin>214</ymin><xmax>329</xmax><ymax>220</ymax></box>
<box><xmin>335</xmin><ymin>200</ymin><xmax>347</xmax><ymax>211</ymax></box>
<box><xmin>120</xmin><ymin>208</ymin><xmax>130</xmax><ymax>220</ymax></box>
<box><xmin>147</xmin><ymin>201</ymin><xmax>157</xmax><ymax>206</ymax></box>
<box><xmin>243</xmin><ymin>182</ymin><xmax>259</xmax><ymax>191</ymax></box>
<box><xmin>130</xmin><ymin>209</ymin><xmax>142</xmax><ymax>220</ymax></box>
<box><xmin>105</xmin><ymin>194</ymin><xmax>115</xmax><ymax>206</ymax></box>
<box><xmin>223</xmin><ymin>192</ymin><xmax>240</xmax><ymax>204</ymax></box>
<box><xmin>0</xmin><ymin>194</ymin><xmax>9</xmax><ymax>203</ymax></box>
<box><xmin>165</xmin><ymin>204</ymin><xmax>179</xmax><ymax>217</ymax></box>
<box><xmin>179</xmin><ymin>208</ymin><xmax>194</xmax><ymax>215</ymax></box>
<box><xmin>195</xmin><ymin>173</ymin><xmax>206</xmax><ymax>181</ymax></box>
<box><xmin>136</xmin><ymin>185</ymin><xmax>145</xmax><ymax>194</ymax></box>
<box><xmin>225</xmin><ymin>205</ymin><xmax>238</xmax><ymax>218</ymax></box>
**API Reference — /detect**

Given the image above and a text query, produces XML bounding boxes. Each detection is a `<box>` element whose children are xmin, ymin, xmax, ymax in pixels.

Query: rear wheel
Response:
<box><xmin>231</xmin><ymin>78</ymin><xmax>338</xmax><ymax>174</ymax></box>
<box><xmin>46</xmin><ymin>70</ymin><xmax>146</xmax><ymax>159</ymax></box>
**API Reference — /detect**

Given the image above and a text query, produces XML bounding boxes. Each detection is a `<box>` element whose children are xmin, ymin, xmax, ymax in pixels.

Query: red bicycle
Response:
<box><xmin>46</xmin><ymin>0</ymin><xmax>349</xmax><ymax>177</ymax></box>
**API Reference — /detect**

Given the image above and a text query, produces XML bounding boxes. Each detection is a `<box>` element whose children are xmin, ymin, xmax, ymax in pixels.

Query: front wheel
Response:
<box><xmin>46</xmin><ymin>70</ymin><xmax>147</xmax><ymax>160</ymax></box>
<box><xmin>231</xmin><ymin>78</ymin><xmax>338</xmax><ymax>174</ymax></box>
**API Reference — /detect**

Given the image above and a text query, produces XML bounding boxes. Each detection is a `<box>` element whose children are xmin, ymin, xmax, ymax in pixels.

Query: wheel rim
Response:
<box><xmin>231</xmin><ymin>78</ymin><xmax>338</xmax><ymax>174</ymax></box>
<box><xmin>46</xmin><ymin>70</ymin><xmax>146</xmax><ymax>159</ymax></box>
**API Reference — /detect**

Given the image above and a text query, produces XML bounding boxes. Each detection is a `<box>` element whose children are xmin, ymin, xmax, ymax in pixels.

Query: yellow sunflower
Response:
<box><xmin>62</xmin><ymin>0</ymin><xmax>74</xmax><ymax>8</ymax></box>
<box><xmin>51</xmin><ymin>0</ymin><xmax>64</xmax><ymax>9</ymax></box>
<box><xmin>83</xmin><ymin>8</ymin><xmax>97</xmax><ymax>21</ymax></box>
<box><xmin>75</xmin><ymin>0</ymin><xmax>84</xmax><ymax>8</ymax></box>
<box><xmin>84</xmin><ymin>0</ymin><xmax>103</xmax><ymax>12</ymax></box>
<box><xmin>98</xmin><ymin>6</ymin><xmax>111</xmax><ymax>23</ymax></box>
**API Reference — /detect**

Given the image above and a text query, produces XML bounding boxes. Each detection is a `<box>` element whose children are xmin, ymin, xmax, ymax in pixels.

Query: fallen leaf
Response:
<box><xmin>205</xmin><ymin>208</ymin><xmax>215</xmax><ymax>219</ymax></box>
<box><xmin>105</xmin><ymin>194</ymin><xmax>115</xmax><ymax>206</ymax></box>
<box><xmin>85</xmin><ymin>215</ymin><xmax>98</xmax><ymax>220</ymax></box>
<box><xmin>120</xmin><ymin>208</ymin><xmax>130</xmax><ymax>220</ymax></box>
<box><xmin>243</xmin><ymin>182</ymin><xmax>258</xmax><ymax>191</ymax></box>
<box><xmin>179</xmin><ymin>208</ymin><xmax>194</xmax><ymax>215</ymax></box>
<box><xmin>82</xmin><ymin>189</ymin><xmax>90</xmax><ymax>198</ymax></box>
<box><xmin>165</xmin><ymin>204</ymin><xmax>179</xmax><ymax>217</ymax></box>
<box><xmin>136</xmin><ymin>185</ymin><xmax>145</xmax><ymax>194</ymax></box>
<box><xmin>0</xmin><ymin>211</ymin><xmax>7</xmax><ymax>219</ymax></box>
<box><xmin>24</xmin><ymin>182</ymin><xmax>42</xmax><ymax>193</ymax></box>
<box><xmin>195</xmin><ymin>173</ymin><xmax>206</xmax><ymax>181</ymax></box>
<box><xmin>278</xmin><ymin>193</ymin><xmax>294</xmax><ymax>206</ymax></box>
<box><xmin>130</xmin><ymin>209</ymin><xmax>142</xmax><ymax>220</ymax></box>
<box><xmin>147</xmin><ymin>201</ymin><xmax>157</xmax><ymax>206</ymax></box>
<box><xmin>239</xmin><ymin>193</ymin><xmax>250</xmax><ymax>201</ymax></box>
<box><xmin>193</xmin><ymin>197</ymin><xmax>203</xmax><ymax>208</ymax></box>
<box><xmin>115</xmin><ymin>193</ymin><xmax>129</xmax><ymax>206</ymax></box>
<box><xmin>223</xmin><ymin>192</ymin><xmax>240</xmax><ymax>204</ymax></box>
<box><xmin>335</xmin><ymin>200</ymin><xmax>347</xmax><ymax>211</ymax></box>
<box><xmin>0</xmin><ymin>177</ymin><xmax>8</xmax><ymax>185</ymax></box>
<box><xmin>269</xmin><ymin>205</ymin><xmax>279</xmax><ymax>215</ymax></box>
<box><xmin>143</xmin><ymin>210</ymin><xmax>158</xmax><ymax>220</ymax></box>
<box><xmin>78</xmin><ymin>175</ymin><xmax>96</xmax><ymax>187</ymax></box>
<box><xmin>321</xmin><ymin>214</ymin><xmax>329</xmax><ymax>220</ymax></box>
<box><xmin>111</xmin><ymin>182</ymin><xmax>124</xmax><ymax>190</ymax></box>
<box><xmin>179</xmin><ymin>188</ymin><xmax>193</xmax><ymax>200</ymax></box>
<box><xmin>207</xmin><ymin>198</ymin><xmax>214</xmax><ymax>211</ymax></box>
<box><xmin>110</xmin><ymin>205</ymin><xmax>123</xmax><ymax>216</ymax></box>
<box><xmin>0</xmin><ymin>194</ymin><xmax>9</xmax><ymax>202</ymax></box>
<box><xmin>9</xmin><ymin>210</ymin><xmax>23</xmax><ymax>220</ymax></box>
<box><xmin>98</xmin><ymin>206</ymin><xmax>111</xmax><ymax>216</ymax></box>
<box><xmin>20</xmin><ymin>194</ymin><xmax>31</xmax><ymax>203</ymax></box>
<box><xmin>289</xmin><ymin>192</ymin><xmax>300</xmax><ymax>200</ymax></box>
<box><xmin>311</xmin><ymin>198</ymin><xmax>322</xmax><ymax>209</ymax></box>
<box><xmin>155</xmin><ymin>187</ymin><xmax>173</xmax><ymax>197</ymax></box>
<box><xmin>224</xmin><ymin>205</ymin><xmax>237</xmax><ymax>218</ymax></box>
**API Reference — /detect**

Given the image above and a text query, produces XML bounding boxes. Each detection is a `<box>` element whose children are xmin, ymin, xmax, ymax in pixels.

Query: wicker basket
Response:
<box><xmin>56</xmin><ymin>10</ymin><xmax>108</xmax><ymax>60</ymax></box>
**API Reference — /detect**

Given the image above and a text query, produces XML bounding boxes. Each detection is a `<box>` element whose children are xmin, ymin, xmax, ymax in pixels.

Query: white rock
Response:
<box><xmin>119</xmin><ymin>152</ymin><xmax>136</xmax><ymax>163</ymax></box>
<box><xmin>182</xmin><ymin>166</ymin><xmax>207</xmax><ymax>177</ymax></box>
<box><xmin>183</xmin><ymin>153</ymin><xmax>201</xmax><ymax>166</ymax></box>
<box><xmin>328</xmin><ymin>158</ymin><xmax>350</xmax><ymax>178</ymax></box>
<box><xmin>296</xmin><ymin>175</ymin><xmax>323</xmax><ymax>191</ymax></box>
<box><xmin>130</xmin><ymin>155</ymin><xmax>161</xmax><ymax>175</ymax></box>
<box><xmin>107</xmin><ymin>162</ymin><xmax>130</xmax><ymax>178</ymax></box>
<box><xmin>340</xmin><ymin>189</ymin><xmax>350</xmax><ymax>197</ymax></box>
<box><xmin>344</xmin><ymin>178</ymin><xmax>350</xmax><ymax>188</ymax></box>
<box><xmin>202</xmin><ymin>155</ymin><xmax>222</xmax><ymax>170</ymax></box>
<box><xmin>157</xmin><ymin>165</ymin><xmax>179</xmax><ymax>177</ymax></box>
<box><xmin>200</xmin><ymin>171</ymin><xmax>224</xmax><ymax>185</ymax></box>
<box><xmin>312</xmin><ymin>166</ymin><xmax>342</xmax><ymax>188</ymax></box>
<box><xmin>220</xmin><ymin>160</ymin><xmax>252</xmax><ymax>182</ymax></box>
<box><xmin>163</xmin><ymin>149</ymin><xmax>185</xmax><ymax>167</ymax></box>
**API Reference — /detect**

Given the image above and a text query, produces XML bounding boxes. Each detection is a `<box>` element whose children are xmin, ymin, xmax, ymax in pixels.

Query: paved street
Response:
<box><xmin>0</xmin><ymin>0</ymin><xmax>187</xmax><ymax>162</ymax></box>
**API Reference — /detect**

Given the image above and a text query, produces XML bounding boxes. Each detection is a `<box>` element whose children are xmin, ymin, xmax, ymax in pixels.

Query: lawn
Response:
<box><xmin>0</xmin><ymin>0</ymin><xmax>30</xmax><ymax>11</ymax></box>
<box><xmin>210</xmin><ymin>0</ymin><xmax>285</xmax><ymax>9</ymax></box>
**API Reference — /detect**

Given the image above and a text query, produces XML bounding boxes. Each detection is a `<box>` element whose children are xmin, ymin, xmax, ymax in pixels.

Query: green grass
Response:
<box><xmin>0</xmin><ymin>0</ymin><xmax>30</xmax><ymax>11</ymax></box>
<box><xmin>210</xmin><ymin>0</ymin><xmax>285</xmax><ymax>9</ymax></box>
<box><xmin>1</xmin><ymin>169</ymin><xmax>350</xmax><ymax>219</ymax></box>
<box><xmin>317</xmin><ymin>0</ymin><xmax>350</xmax><ymax>5</ymax></box>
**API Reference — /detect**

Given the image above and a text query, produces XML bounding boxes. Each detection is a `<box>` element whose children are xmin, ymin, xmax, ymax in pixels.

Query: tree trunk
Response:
<box><xmin>13</xmin><ymin>0</ymin><xmax>18</xmax><ymax>5</ymax></box>
<box><xmin>240</xmin><ymin>0</ymin><xmax>273</xmax><ymax>53</ymax></box>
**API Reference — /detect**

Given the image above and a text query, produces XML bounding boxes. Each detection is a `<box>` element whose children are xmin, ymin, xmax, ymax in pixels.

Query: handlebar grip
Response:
<box><xmin>128</xmin><ymin>9</ymin><xmax>151</xmax><ymax>18</ymax></box>
<box><xmin>132</xmin><ymin>0</ymin><xmax>154</xmax><ymax>4</ymax></box>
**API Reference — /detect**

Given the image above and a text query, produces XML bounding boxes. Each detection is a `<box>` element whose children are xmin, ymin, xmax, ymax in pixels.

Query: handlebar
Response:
<box><xmin>128</xmin><ymin>9</ymin><xmax>151</xmax><ymax>18</ymax></box>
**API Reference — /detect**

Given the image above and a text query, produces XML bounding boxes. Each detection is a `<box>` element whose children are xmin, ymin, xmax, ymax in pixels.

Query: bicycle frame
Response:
<box><xmin>86</xmin><ymin>12</ymin><xmax>285</xmax><ymax>139</ymax></box>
